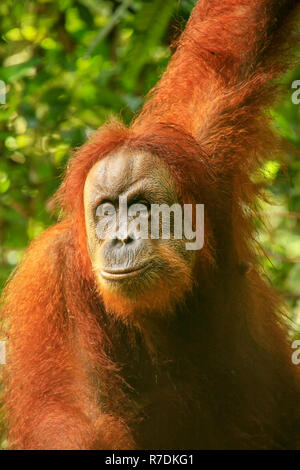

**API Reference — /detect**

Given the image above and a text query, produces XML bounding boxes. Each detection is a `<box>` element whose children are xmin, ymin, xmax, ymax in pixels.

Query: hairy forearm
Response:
<box><xmin>133</xmin><ymin>0</ymin><xmax>299</xmax><ymax>133</ymax></box>
<box><xmin>181</xmin><ymin>0</ymin><xmax>297</xmax><ymax>75</ymax></box>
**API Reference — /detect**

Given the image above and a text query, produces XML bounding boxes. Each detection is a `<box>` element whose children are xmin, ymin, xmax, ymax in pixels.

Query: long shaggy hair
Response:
<box><xmin>1</xmin><ymin>0</ymin><xmax>300</xmax><ymax>450</ymax></box>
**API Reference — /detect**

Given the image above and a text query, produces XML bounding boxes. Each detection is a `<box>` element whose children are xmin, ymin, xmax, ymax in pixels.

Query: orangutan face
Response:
<box><xmin>84</xmin><ymin>149</ymin><xmax>196</xmax><ymax>317</ymax></box>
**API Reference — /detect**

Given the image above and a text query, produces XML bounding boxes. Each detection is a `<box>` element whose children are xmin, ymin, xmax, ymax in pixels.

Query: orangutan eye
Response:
<box><xmin>137</xmin><ymin>200</ymin><xmax>151</xmax><ymax>210</ymax></box>
<box><xmin>128</xmin><ymin>198</ymin><xmax>151</xmax><ymax>212</ymax></box>
<box><xmin>96</xmin><ymin>201</ymin><xmax>115</xmax><ymax>218</ymax></box>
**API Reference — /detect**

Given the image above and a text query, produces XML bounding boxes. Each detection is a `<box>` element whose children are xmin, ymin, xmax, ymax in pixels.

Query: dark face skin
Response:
<box><xmin>84</xmin><ymin>149</ymin><xmax>195</xmax><ymax>315</ymax></box>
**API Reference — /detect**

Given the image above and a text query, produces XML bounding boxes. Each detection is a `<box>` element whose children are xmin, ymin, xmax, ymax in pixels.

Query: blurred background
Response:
<box><xmin>0</xmin><ymin>0</ymin><xmax>299</xmax><ymax>319</ymax></box>
<box><xmin>0</xmin><ymin>0</ymin><xmax>299</xmax><ymax>450</ymax></box>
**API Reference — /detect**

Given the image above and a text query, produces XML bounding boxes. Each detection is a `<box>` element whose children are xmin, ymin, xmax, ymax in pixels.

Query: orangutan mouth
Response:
<box><xmin>101</xmin><ymin>265</ymin><xmax>148</xmax><ymax>280</ymax></box>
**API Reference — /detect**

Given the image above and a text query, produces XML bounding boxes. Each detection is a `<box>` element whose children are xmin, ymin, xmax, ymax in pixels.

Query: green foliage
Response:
<box><xmin>0</xmin><ymin>0</ymin><xmax>299</xmax><ymax>344</ymax></box>
<box><xmin>0</xmin><ymin>0</ymin><xmax>188</xmax><ymax>291</ymax></box>
<box><xmin>259</xmin><ymin>67</ymin><xmax>300</xmax><ymax>326</ymax></box>
<box><xmin>0</xmin><ymin>0</ymin><xmax>299</xmax><ymax>450</ymax></box>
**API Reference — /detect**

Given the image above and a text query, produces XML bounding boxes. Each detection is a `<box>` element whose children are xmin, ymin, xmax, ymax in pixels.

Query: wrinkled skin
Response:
<box><xmin>3</xmin><ymin>0</ymin><xmax>300</xmax><ymax>451</ymax></box>
<box><xmin>84</xmin><ymin>150</ymin><xmax>195</xmax><ymax>317</ymax></box>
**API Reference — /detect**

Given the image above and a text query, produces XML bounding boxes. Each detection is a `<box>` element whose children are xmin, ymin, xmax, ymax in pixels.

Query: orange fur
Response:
<box><xmin>1</xmin><ymin>0</ymin><xmax>300</xmax><ymax>450</ymax></box>
<box><xmin>98</xmin><ymin>244</ymin><xmax>193</xmax><ymax>320</ymax></box>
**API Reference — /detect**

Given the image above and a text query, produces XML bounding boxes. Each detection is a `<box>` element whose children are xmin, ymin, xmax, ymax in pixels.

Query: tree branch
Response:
<box><xmin>83</xmin><ymin>0</ymin><xmax>133</xmax><ymax>59</ymax></box>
